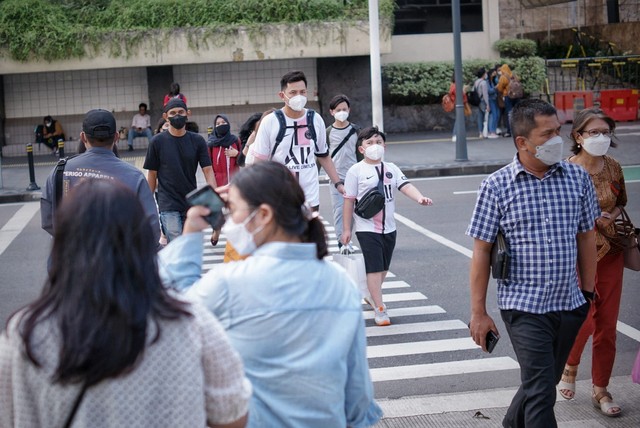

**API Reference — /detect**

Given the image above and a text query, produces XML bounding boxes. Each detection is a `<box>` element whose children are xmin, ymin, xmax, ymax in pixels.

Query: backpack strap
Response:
<box><xmin>271</xmin><ymin>109</ymin><xmax>318</xmax><ymax>159</ymax></box>
<box><xmin>54</xmin><ymin>154</ymin><xmax>79</xmax><ymax>207</ymax></box>
<box><xmin>331</xmin><ymin>125</ymin><xmax>358</xmax><ymax>158</ymax></box>
<box><xmin>271</xmin><ymin>110</ymin><xmax>288</xmax><ymax>159</ymax></box>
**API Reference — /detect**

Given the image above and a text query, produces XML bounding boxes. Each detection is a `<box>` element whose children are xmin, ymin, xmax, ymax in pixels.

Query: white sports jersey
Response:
<box><xmin>343</xmin><ymin>161</ymin><xmax>410</xmax><ymax>233</ymax></box>
<box><xmin>253</xmin><ymin>108</ymin><xmax>328</xmax><ymax>206</ymax></box>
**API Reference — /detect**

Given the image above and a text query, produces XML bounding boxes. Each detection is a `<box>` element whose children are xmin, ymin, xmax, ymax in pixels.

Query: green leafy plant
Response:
<box><xmin>493</xmin><ymin>38</ymin><xmax>537</xmax><ymax>58</ymax></box>
<box><xmin>0</xmin><ymin>0</ymin><xmax>395</xmax><ymax>62</ymax></box>
<box><xmin>382</xmin><ymin>57</ymin><xmax>547</xmax><ymax>105</ymax></box>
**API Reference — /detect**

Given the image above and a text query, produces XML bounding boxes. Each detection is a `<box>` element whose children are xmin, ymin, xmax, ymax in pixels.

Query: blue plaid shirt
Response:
<box><xmin>467</xmin><ymin>155</ymin><xmax>599</xmax><ymax>314</ymax></box>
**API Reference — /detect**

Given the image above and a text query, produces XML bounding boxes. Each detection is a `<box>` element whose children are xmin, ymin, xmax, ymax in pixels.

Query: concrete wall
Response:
<box><xmin>382</xmin><ymin>0</ymin><xmax>501</xmax><ymax>63</ymax></box>
<box><xmin>0</xmin><ymin>22</ymin><xmax>391</xmax><ymax>75</ymax></box>
<box><xmin>317</xmin><ymin>56</ymin><xmax>373</xmax><ymax>128</ymax></box>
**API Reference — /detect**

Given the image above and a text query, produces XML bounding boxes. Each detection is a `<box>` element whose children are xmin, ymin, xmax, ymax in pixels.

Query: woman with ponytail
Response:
<box><xmin>160</xmin><ymin>161</ymin><xmax>382</xmax><ymax>428</ymax></box>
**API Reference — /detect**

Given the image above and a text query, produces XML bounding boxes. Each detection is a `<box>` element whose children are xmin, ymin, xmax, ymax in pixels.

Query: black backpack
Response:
<box><xmin>467</xmin><ymin>81</ymin><xmax>482</xmax><ymax>107</ymax></box>
<box><xmin>270</xmin><ymin>109</ymin><xmax>317</xmax><ymax>159</ymax></box>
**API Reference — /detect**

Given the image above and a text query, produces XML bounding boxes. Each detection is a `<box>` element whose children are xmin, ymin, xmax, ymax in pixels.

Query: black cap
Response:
<box><xmin>83</xmin><ymin>109</ymin><xmax>116</xmax><ymax>138</ymax></box>
<box><xmin>164</xmin><ymin>98</ymin><xmax>187</xmax><ymax>113</ymax></box>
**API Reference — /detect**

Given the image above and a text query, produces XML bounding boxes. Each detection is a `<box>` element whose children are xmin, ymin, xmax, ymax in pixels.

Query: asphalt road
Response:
<box><xmin>1</xmin><ymin>172</ymin><xmax>639</xmax><ymax>403</ymax></box>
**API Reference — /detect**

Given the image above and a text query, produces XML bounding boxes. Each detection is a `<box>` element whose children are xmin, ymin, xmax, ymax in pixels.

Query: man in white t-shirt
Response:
<box><xmin>128</xmin><ymin>102</ymin><xmax>153</xmax><ymax>151</ymax></box>
<box><xmin>342</xmin><ymin>127</ymin><xmax>433</xmax><ymax>326</ymax></box>
<box><xmin>252</xmin><ymin>70</ymin><xmax>344</xmax><ymax>210</ymax></box>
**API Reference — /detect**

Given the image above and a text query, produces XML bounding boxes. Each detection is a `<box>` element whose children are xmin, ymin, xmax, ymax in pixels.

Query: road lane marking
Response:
<box><xmin>362</xmin><ymin>305</ymin><xmax>446</xmax><ymax>319</ymax></box>
<box><xmin>0</xmin><ymin>202</ymin><xmax>40</xmax><ymax>258</ymax></box>
<box><xmin>367</xmin><ymin>337</ymin><xmax>478</xmax><ymax>358</ymax></box>
<box><xmin>370</xmin><ymin>356</ymin><xmax>520</xmax><ymax>382</ymax></box>
<box><xmin>382</xmin><ymin>281</ymin><xmax>410</xmax><ymax>289</ymax></box>
<box><xmin>365</xmin><ymin>319</ymin><xmax>467</xmax><ymax>337</ymax></box>
<box><xmin>394</xmin><ymin>212</ymin><xmax>473</xmax><ymax>258</ymax></box>
<box><xmin>383</xmin><ymin>292</ymin><xmax>428</xmax><ymax>303</ymax></box>
<box><xmin>453</xmin><ymin>190</ymin><xmax>478</xmax><ymax>195</ymax></box>
<box><xmin>617</xmin><ymin>321</ymin><xmax>640</xmax><ymax>342</ymax></box>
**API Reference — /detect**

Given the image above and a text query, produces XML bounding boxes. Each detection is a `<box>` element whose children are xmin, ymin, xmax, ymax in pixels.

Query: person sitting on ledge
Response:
<box><xmin>35</xmin><ymin>115</ymin><xmax>65</xmax><ymax>155</ymax></box>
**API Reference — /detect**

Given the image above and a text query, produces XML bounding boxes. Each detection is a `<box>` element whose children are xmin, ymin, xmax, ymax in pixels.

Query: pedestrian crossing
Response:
<box><xmin>199</xmin><ymin>218</ymin><xmax>520</xmax><ymax>389</ymax></box>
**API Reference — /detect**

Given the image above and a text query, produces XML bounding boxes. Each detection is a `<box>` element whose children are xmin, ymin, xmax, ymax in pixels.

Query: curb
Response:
<box><xmin>0</xmin><ymin>191</ymin><xmax>42</xmax><ymax>204</ymax></box>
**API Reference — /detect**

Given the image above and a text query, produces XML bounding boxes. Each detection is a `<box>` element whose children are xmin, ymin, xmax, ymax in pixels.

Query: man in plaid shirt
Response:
<box><xmin>467</xmin><ymin>99</ymin><xmax>599</xmax><ymax>428</ymax></box>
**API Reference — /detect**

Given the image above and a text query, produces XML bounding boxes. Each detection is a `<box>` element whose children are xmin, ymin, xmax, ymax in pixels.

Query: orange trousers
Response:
<box><xmin>566</xmin><ymin>251</ymin><xmax>625</xmax><ymax>387</ymax></box>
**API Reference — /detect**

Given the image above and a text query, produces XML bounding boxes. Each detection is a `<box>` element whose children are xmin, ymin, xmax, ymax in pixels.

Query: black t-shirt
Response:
<box><xmin>143</xmin><ymin>131</ymin><xmax>212</xmax><ymax>212</ymax></box>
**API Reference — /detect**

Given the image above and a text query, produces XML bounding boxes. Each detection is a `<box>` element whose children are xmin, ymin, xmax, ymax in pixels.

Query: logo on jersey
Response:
<box><xmin>386</xmin><ymin>172</ymin><xmax>393</xmax><ymax>179</ymax></box>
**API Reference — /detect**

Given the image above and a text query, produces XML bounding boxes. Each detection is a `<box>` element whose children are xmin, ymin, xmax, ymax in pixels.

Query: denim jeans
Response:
<box><xmin>159</xmin><ymin>211</ymin><xmax>186</xmax><ymax>243</ymax></box>
<box><xmin>128</xmin><ymin>127</ymin><xmax>153</xmax><ymax>147</ymax></box>
<box><xmin>488</xmin><ymin>98</ymin><xmax>500</xmax><ymax>134</ymax></box>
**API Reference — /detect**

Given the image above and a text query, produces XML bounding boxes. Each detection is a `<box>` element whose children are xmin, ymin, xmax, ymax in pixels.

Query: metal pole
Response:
<box><xmin>368</xmin><ymin>0</ymin><xmax>384</xmax><ymax>131</ymax></box>
<box><xmin>452</xmin><ymin>0</ymin><xmax>468</xmax><ymax>161</ymax></box>
<box><xmin>26</xmin><ymin>143</ymin><xmax>40</xmax><ymax>191</ymax></box>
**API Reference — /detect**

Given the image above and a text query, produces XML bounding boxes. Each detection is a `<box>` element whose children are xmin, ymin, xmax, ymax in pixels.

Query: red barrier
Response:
<box><xmin>553</xmin><ymin>91</ymin><xmax>595</xmax><ymax>123</ymax></box>
<box><xmin>599</xmin><ymin>89</ymin><xmax>639</xmax><ymax>122</ymax></box>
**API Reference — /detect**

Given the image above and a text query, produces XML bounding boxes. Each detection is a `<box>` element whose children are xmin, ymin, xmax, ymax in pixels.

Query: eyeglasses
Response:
<box><xmin>581</xmin><ymin>129</ymin><xmax>613</xmax><ymax>138</ymax></box>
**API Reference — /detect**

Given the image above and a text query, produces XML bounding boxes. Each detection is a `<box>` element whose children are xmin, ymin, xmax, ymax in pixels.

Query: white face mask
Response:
<box><xmin>286</xmin><ymin>94</ymin><xmax>307</xmax><ymax>112</ymax></box>
<box><xmin>334</xmin><ymin>111</ymin><xmax>349</xmax><ymax>122</ymax></box>
<box><xmin>221</xmin><ymin>210</ymin><xmax>264</xmax><ymax>256</ymax></box>
<box><xmin>364</xmin><ymin>144</ymin><xmax>384</xmax><ymax>161</ymax></box>
<box><xmin>530</xmin><ymin>135</ymin><xmax>564</xmax><ymax>166</ymax></box>
<box><xmin>581</xmin><ymin>134</ymin><xmax>610</xmax><ymax>157</ymax></box>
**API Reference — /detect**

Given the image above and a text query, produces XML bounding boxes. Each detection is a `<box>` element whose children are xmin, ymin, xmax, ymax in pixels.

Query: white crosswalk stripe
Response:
<box><xmin>199</xmin><ymin>219</ymin><xmax>519</xmax><ymax>386</ymax></box>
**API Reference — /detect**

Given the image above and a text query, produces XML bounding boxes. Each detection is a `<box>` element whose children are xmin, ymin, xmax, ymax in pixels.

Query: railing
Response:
<box><xmin>545</xmin><ymin>55</ymin><xmax>640</xmax><ymax>94</ymax></box>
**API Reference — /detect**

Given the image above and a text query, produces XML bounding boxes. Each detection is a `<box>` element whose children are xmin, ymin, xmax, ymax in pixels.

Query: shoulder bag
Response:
<box><xmin>600</xmin><ymin>206</ymin><xmax>640</xmax><ymax>271</ymax></box>
<box><xmin>354</xmin><ymin>163</ymin><xmax>385</xmax><ymax>219</ymax></box>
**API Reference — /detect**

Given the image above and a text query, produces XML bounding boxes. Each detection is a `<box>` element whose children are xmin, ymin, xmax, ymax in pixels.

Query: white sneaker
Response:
<box><xmin>374</xmin><ymin>305</ymin><xmax>391</xmax><ymax>326</ymax></box>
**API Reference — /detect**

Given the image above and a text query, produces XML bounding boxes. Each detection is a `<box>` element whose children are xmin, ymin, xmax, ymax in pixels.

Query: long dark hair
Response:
<box><xmin>231</xmin><ymin>162</ymin><xmax>328</xmax><ymax>259</ymax></box>
<box><xmin>15</xmin><ymin>180</ymin><xmax>190</xmax><ymax>387</ymax></box>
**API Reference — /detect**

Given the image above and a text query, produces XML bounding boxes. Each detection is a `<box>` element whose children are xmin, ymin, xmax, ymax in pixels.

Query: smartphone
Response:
<box><xmin>485</xmin><ymin>330</ymin><xmax>500</xmax><ymax>353</ymax></box>
<box><xmin>185</xmin><ymin>185</ymin><xmax>226</xmax><ymax>229</ymax></box>
<box><xmin>468</xmin><ymin>323</ymin><xmax>500</xmax><ymax>354</ymax></box>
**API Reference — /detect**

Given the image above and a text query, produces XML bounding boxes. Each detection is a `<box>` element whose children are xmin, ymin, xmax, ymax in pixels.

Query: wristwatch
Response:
<box><xmin>334</xmin><ymin>181</ymin><xmax>344</xmax><ymax>189</ymax></box>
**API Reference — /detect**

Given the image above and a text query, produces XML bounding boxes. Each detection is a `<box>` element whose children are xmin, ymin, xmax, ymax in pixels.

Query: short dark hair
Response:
<box><xmin>169</xmin><ymin>82</ymin><xmax>180</xmax><ymax>96</ymax></box>
<box><xmin>569</xmin><ymin>107</ymin><xmax>617</xmax><ymax>154</ymax></box>
<box><xmin>15</xmin><ymin>180</ymin><xmax>190</xmax><ymax>387</ymax></box>
<box><xmin>231</xmin><ymin>161</ymin><xmax>328</xmax><ymax>259</ymax></box>
<box><xmin>475</xmin><ymin>67</ymin><xmax>486</xmax><ymax>78</ymax></box>
<box><xmin>44</xmin><ymin>115</ymin><xmax>53</xmax><ymax>122</ymax></box>
<box><xmin>280</xmin><ymin>71</ymin><xmax>307</xmax><ymax>91</ymax></box>
<box><xmin>510</xmin><ymin>99</ymin><xmax>558</xmax><ymax>143</ymax></box>
<box><xmin>329</xmin><ymin>94</ymin><xmax>351</xmax><ymax>110</ymax></box>
<box><xmin>357</xmin><ymin>126</ymin><xmax>386</xmax><ymax>147</ymax></box>
<box><xmin>139</xmin><ymin>103</ymin><xmax>147</xmax><ymax>110</ymax></box>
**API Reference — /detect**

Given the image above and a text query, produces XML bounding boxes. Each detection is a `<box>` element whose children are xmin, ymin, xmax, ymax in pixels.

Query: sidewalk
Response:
<box><xmin>375</xmin><ymin>375</ymin><xmax>639</xmax><ymax>427</ymax></box>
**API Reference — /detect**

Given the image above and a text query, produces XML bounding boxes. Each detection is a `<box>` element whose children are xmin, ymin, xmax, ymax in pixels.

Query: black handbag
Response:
<box><xmin>355</xmin><ymin>164</ymin><xmax>385</xmax><ymax>219</ymax></box>
<box><xmin>491</xmin><ymin>231</ymin><xmax>511</xmax><ymax>280</ymax></box>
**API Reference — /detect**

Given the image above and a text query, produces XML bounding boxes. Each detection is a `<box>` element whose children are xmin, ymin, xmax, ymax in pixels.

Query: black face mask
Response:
<box><xmin>216</xmin><ymin>123</ymin><xmax>230</xmax><ymax>136</ymax></box>
<box><xmin>169</xmin><ymin>115</ymin><xmax>187</xmax><ymax>130</ymax></box>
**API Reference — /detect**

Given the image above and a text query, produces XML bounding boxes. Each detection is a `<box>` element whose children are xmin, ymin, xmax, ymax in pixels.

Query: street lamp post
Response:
<box><xmin>369</xmin><ymin>0</ymin><xmax>384</xmax><ymax>131</ymax></box>
<box><xmin>452</xmin><ymin>0</ymin><xmax>468</xmax><ymax>161</ymax></box>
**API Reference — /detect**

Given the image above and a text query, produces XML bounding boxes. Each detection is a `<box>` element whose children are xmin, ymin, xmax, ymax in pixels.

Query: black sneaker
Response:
<box><xmin>128</xmin><ymin>146</ymin><xmax>134</xmax><ymax>151</ymax></box>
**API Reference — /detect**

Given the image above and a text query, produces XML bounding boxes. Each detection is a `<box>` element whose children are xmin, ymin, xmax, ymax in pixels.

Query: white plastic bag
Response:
<box><xmin>482</xmin><ymin>110</ymin><xmax>489</xmax><ymax>138</ymax></box>
<box><xmin>332</xmin><ymin>252</ymin><xmax>371</xmax><ymax>301</ymax></box>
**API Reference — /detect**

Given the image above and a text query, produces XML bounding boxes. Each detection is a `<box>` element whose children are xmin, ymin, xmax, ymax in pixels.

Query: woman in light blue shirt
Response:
<box><xmin>160</xmin><ymin>161</ymin><xmax>382</xmax><ymax>428</ymax></box>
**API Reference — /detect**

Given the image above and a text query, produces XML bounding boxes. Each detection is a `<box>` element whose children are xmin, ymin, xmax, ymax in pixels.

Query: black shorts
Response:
<box><xmin>356</xmin><ymin>231</ymin><xmax>397</xmax><ymax>273</ymax></box>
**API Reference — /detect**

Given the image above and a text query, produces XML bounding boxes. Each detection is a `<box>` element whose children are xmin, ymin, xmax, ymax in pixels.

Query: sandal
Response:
<box><xmin>592</xmin><ymin>388</ymin><xmax>621</xmax><ymax>417</ymax></box>
<box><xmin>558</xmin><ymin>365</ymin><xmax>577</xmax><ymax>400</ymax></box>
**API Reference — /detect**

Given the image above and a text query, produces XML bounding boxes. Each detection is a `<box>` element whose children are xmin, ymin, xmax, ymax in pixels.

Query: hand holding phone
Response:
<box><xmin>185</xmin><ymin>185</ymin><xmax>226</xmax><ymax>229</ymax></box>
<box><xmin>485</xmin><ymin>330</ymin><xmax>500</xmax><ymax>353</ymax></box>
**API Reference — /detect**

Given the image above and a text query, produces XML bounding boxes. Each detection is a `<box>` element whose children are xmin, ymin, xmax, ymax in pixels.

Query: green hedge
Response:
<box><xmin>0</xmin><ymin>0</ymin><xmax>395</xmax><ymax>61</ymax></box>
<box><xmin>493</xmin><ymin>38</ymin><xmax>537</xmax><ymax>58</ymax></box>
<box><xmin>382</xmin><ymin>57</ymin><xmax>547</xmax><ymax>105</ymax></box>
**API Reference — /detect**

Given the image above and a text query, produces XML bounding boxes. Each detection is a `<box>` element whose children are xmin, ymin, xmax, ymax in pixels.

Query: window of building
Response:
<box><xmin>393</xmin><ymin>0</ymin><xmax>484</xmax><ymax>35</ymax></box>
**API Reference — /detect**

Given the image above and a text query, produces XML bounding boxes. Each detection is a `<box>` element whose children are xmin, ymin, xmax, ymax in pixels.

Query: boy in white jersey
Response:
<box><xmin>252</xmin><ymin>70</ymin><xmax>344</xmax><ymax>210</ymax></box>
<box><xmin>342</xmin><ymin>127</ymin><xmax>433</xmax><ymax>326</ymax></box>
